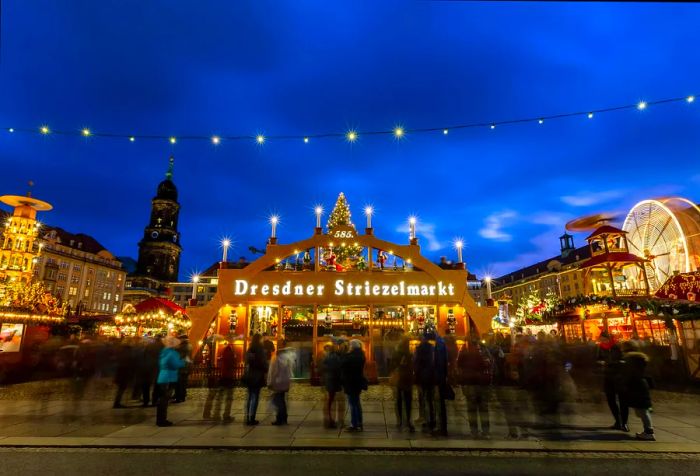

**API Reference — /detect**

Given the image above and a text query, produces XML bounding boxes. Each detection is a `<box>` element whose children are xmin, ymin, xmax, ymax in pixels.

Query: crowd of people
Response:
<box><xmin>18</xmin><ymin>328</ymin><xmax>658</xmax><ymax>440</ymax></box>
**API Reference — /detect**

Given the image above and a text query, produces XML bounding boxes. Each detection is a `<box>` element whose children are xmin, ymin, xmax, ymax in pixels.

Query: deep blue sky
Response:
<box><xmin>1</xmin><ymin>1</ymin><xmax>699</xmax><ymax>280</ymax></box>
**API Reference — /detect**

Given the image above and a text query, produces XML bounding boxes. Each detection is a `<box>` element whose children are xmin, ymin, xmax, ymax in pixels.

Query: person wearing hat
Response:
<box><xmin>156</xmin><ymin>335</ymin><xmax>185</xmax><ymax>427</ymax></box>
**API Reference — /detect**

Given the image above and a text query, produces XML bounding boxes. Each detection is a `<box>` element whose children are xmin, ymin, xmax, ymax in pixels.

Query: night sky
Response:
<box><xmin>1</xmin><ymin>1</ymin><xmax>699</xmax><ymax>281</ymax></box>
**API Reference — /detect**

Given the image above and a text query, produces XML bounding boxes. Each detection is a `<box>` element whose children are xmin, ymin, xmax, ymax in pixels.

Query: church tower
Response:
<box><xmin>136</xmin><ymin>156</ymin><xmax>181</xmax><ymax>284</ymax></box>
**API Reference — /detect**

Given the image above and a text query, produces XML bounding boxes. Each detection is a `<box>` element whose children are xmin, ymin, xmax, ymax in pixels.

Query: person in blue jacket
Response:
<box><xmin>156</xmin><ymin>335</ymin><xmax>185</xmax><ymax>427</ymax></box>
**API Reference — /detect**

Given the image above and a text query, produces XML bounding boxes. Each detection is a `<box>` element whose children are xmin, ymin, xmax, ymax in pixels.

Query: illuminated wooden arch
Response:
<box><xmin>187</xmin><ymin>231</ymin><xmax>496</xmax><ymax>355</ymax></box>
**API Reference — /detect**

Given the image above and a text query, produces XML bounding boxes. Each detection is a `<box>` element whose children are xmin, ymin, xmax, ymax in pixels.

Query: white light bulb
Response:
<box><xmin>637</xmin><ymin>101</ymin><xmax>647</xmax><ymax>110</ymax></box>
<box><xmin>587</xmin><ymin>113</ymin><xmax>594</xmax><ymax>119</ymax></box>
<box><xmin>256</xmin><ymin>134</ymin><xmax>265</xmax><ymax>144</ymax></box>
<box><xmin>687</xmin><ymin>96</ymin><xmax>695</xmax><ymax>103</ymax></box>
<box><xmin>490</xmin><ymin>124</ymin><xmax>496</xmax><ymax>130</ymax></box>
<box><xmin>211</xmin><ymin>135</ymin><xmax>221</xmax><ymax>145</ymax></box>
<box><xmin>443</xmin><ymin>129</ymin><xmax>448</xmax><ymax>135</ymax></box>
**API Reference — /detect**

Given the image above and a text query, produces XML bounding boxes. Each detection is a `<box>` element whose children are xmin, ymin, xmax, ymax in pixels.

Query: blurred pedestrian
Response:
<box><xmin>268</xmin><ymin>339</ymin><xmax>295</xmax><ymax>425</ymax></box>
<box><xmin>391</xmin><ymin>336</ymin><xmax>415</xmax><ymax>432</ymax></box>
<box><xmin>621</xmin><ymin>341</ymin><xmax>655</xmax><ymax>441</ymax></box>
<box><xmin>458</xmin><ymin>335</ymin><xmax>494</xmax><ymax>438</ymax></box>
<box><xmin>203</xmin><ymin>342</ymin><xmax>236</xmax><ymax>423</ymax></box>
<box><xmin>321</xmin><ymin>342</ymin><xmax>343</xmax><ymax>428</ymax></box>
<box><xmin>156</xmin><ymin>335</ymin><xmax>184</xmax><ymax>427</ymax></box>
<box><xmin>174</xmin><ymin>334</ymin><xmax>192</xmax><ymax>403</ymax></box>
<box><xmin>414</xmin><ymin>333</ymin><xmax>436</xmax><ymax>432</ymax></box>
<box><xmin>342</xmin><ymin>339</ymin><xmax>367</xmax><ymax>432</ymax></box>
<box><xmin>112</xmin><ymin>340</ymin><xmax>135</xmax><ymax>409</ymax></box>
<box><xmin>434</xmin><ymin>334</ymin><xmax>451</xmax><ymax>436</ymax></box>
<box><xmin>243</xmin><ymin>333</ymin><xmax>268</xmax><ymax>426</ymax></box>
<box><xmin>597</xmin><ymin>332</ymin><xmax>628</xmax><ymax>432</ymax></box>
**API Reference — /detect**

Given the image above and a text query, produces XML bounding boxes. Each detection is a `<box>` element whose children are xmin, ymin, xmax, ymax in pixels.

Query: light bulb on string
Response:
<box><xmin>688</xmin><ymin>96</ymin><xmax>695</xmax><ymax>103</ymax></box>
<box><xmin>8</xmin><ymin>128</ymin><xmax>14</xmax><ymax>133</ymax></box>
<box><xmin>256</xmin><ymin>134</ymin><xmax>265</xmax><ymax>145</ymax></box>
<box><xmin>129</xmin><ymin>136</ymin><xmax>135</xmax><ymax>142</ymax></box>
<box><xmin>81</xmin><ymin>128</ymin><xmax>91</xmax><ymax>137</ymax></box>
<box><xmin>587</xmin><ymin>113</ymin><xmax>594</xmax><ymax>119</ymax></box>
<box><xmin>304</xmin><ymin>137</ymin><xmax>309</xmax><ymax>143</ymax></box>
<box><xmin>346</xmin><ymin>130</ymin><xmax>358</xmax><ymax>143</ymax></box>
<box><xmin>169</xmin><ymin>136</ymin><xmax>177</xmax><ymax>144</ymax></box>
<box><xmin>443</xmin><ymin>129</ymin><xmax>449</xmax><ymax>135</ymax></box>
<box><xmin>211</xmin><ymin>135</ymin><xmax>221</xmax><ymax>145</ymax></box>
<box><xmin>637</xmin><ymin>101</ymin><xmax>647</xmax><ymax>110</ymax></box>
<box><xmin>538</xmin><ymin>119</ymin><xmax>544</xmax><ymax>125</ymax></box>
<box><xmin>393</xmin><ymin>126</ymin><xmax>405</xmax><ymax>139</ymax></box>
<box><xmin>40</xmin><ymin>125</ymin><xmax>50</xmax><ymax>135</ymax></box>
<box><xmin>490</xmin><ymin>124</ymin><xmax>496</xmax><ymax>130</ymax></box>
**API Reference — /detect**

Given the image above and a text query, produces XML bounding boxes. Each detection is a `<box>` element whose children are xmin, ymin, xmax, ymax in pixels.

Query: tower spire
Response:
<box><xmin>165</xmin><ymin>156</ymin><xmax>174</xmax><ymax>181</ymax></box>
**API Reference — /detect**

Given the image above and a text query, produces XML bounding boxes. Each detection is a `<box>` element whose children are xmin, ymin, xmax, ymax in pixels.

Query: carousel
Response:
<box><xmin>187</xmin><ymin>193</ymin><xmax>496</xmax><ymax>380</ymax></box>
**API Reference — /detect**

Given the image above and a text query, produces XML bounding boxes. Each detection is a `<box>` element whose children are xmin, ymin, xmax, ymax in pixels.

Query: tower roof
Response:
<box><xmin>156</xmin><ymin>156</ymin><xmax>178</xmax><ymax>201</ymax></box>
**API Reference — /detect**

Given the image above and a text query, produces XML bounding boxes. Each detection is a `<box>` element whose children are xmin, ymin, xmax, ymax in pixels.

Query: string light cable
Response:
<box><xmin>4</xmin><ymin>93</ymin><xmax>695</xmax><ymax>144</ymax></box>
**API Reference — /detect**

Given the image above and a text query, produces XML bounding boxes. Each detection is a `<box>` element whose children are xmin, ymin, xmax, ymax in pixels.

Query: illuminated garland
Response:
<box><xmin>3</xmin><ymin>94</ymin><xmax>696</xmax><ymax>145</ymax></box>
<box><xmin>114</xmin><ymin>309</ymin><xmax>192</xmax><ymax>329</ymax></box>
<box><xmin>554</xmin><ymin>294</ymin><xmax>700</xmax><ymax>320</ymax></box>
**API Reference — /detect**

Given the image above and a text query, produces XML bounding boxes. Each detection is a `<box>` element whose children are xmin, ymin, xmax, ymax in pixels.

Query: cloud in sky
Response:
<box><xmin>479</xmin><ymin>210</ymin><xmax>517</xmax><ymax>242</ymax></box>
<box><xmin>561</xmin><ymin>190</ymin><xmax>625</xmax><ymax>207</ymax></box>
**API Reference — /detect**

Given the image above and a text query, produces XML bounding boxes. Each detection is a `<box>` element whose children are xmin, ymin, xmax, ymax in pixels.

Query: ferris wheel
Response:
<box><xmin>622</xmin><ymin>198</ymin><xmax>700</xmax><ymax>291</ymax></box>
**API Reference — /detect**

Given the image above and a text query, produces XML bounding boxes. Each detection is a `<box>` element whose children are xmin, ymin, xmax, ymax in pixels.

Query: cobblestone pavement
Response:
<box><xmin>1</xmin><ymin>379</ymin><xmax>700</xmax><ymax>452</ymax></box>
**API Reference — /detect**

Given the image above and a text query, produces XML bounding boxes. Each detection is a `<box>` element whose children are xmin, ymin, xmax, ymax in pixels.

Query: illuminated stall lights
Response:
<box><xmin>0</xmin><ymin>311</ymin><xmax>66</xmax><ymax>324</ymax></box>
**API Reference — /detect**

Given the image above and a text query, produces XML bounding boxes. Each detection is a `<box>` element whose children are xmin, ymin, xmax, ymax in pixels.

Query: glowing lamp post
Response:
<box><xmin>191</xmin><ymin>274</ymin><xmax>200</xmax><ymax>302</ymax></box>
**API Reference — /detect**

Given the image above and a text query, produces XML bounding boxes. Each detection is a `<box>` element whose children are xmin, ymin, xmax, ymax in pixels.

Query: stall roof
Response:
<box><xmin>134</xmin><ymin>297</ymin><xmax>187</xmax><ymax>315</ymax></box>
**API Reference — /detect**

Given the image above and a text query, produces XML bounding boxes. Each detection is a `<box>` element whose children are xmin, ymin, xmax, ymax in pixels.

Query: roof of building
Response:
<box><xmin>586</xmin><ymin>225</ymin><xmax>627</xmax><ymax>240</ymax></box>
<box><xmin>41</xmin><ymin>225</ymin><xmax>111</xmax><ymax>256</ymax></box>
<box><xmin>493</xmin><ymin>244</ymin><xmax>591</xmax><ymax>287</ymax></box>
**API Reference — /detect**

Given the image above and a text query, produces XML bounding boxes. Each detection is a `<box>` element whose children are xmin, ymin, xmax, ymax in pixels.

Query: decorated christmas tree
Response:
<box><xmin>326</xmin><ymin>192</ymin><xmax>363</xmax><ymax>264</ymax></box>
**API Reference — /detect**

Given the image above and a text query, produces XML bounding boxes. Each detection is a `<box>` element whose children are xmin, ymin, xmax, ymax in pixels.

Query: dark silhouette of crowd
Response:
<box><xmin>15</xmin><ymin>327</ymin><xmax>659</xmax><ymax>440</ymax></box>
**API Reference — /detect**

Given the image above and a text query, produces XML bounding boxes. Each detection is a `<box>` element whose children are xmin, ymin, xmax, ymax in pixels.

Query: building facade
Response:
<box><xmin>492</xmin><ymin>233</ymin><xmax>591</xmax><ymax>310</ymax></box>
<box><xmin>34</xmin><ymin>227</ymin><xmax>126</xmax><ymax>314</ymax></box>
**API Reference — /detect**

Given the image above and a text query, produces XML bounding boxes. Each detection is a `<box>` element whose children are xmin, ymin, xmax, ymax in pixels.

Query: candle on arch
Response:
<box><xmin>455</xmin><ymin>240</ymin><xmax>463</xmax><ymax>263</ymax></box>
<box><xmin>365</xmin><ymin>205</ymin><xmax>373</xmax><ymax>228</ymax></box>
<box><xmin>221</xmin><ymin>238</ymin><xmax>230</xmax><ymax>262</ymax></box>
<box><xmin>409</xmin><ymin>216</ymin><xmax>417</xmax><ymax>240</ymax></box>
<box><xmin>314</xmin><ymin>206</ymin><xmax>323</xmax><ymax>228</ymax></box>
<box><xmin>270</xmin><ymin>215</ymin><xmax>279</xmax><ymax>238</ymax></box>
<box><xmin>191</xmin><ymin>274</ymin><xmax>200</xmax><ymax>300</ymax></box>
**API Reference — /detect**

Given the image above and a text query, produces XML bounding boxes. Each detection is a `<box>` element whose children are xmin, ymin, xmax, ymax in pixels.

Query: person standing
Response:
<box><xmin>414</xmin><ymin>333</ymin><xmax>436</xmax><ymax>432</ymax></box>
<box><xmin>112</xmin><ymin>340</ymin><xmax>134</xmax><ymax>409</ymax></box>
<box><xmin>342</xmin><ymin>339</ymin><xmax>367</xmax><ymax>432</ymax></box>
<box><xmin>203</xmin><ymin>342</ymin><xmax>236</xmax><ymax>423</ymax></box>
<box><xmin>156</xmin><ymin>335</ymin><xmax>184</xmax><ymax>427</ymax></box>
<box><xmin>434</xmin><ymin>334</ymin><xmax>450</xmax><ymax>437</ymax></box>
<box><xmin>597</xmin><ymin>332</ymin><xmax>629</xmax><ymax>432</ymax></box>
<box><xmin>321</xmin><ymin>343</ymin><xmax>343</xmax><ymax>428</ymax></box>
<box><xmin>174</xmin><ymin>335</ymin><xmax>192</xmax><ymax>403</ymax></box>
<box><xmin>457</xmin><ymin>336</ymin><xmax>494</xmax><ymax>438</ymax></box>
<box><xmin>621</xmin><ymin>342</ymin><xmax>655</xmax><ymax>441</ymax></box>
<box><xmin>392</xmin><ymin>336</ymin><xmax>415</xmax><ymax>432</ymax></box>
<box><xmin>244</xmin><ymin>334</ymin><xmax>268</xmax><ymax>426</ymax></box>
<box><xmin>268</xmin><ymin>339</ymin><xmax>295</xmax><ymax>425</ymax></box>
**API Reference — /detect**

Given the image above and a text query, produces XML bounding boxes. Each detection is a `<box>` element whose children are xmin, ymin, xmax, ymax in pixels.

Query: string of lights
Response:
<box><xmin>3</xmin><ymin>94</ymin><xmax>695</xmax><ymax>146</ymax></box>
